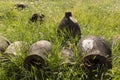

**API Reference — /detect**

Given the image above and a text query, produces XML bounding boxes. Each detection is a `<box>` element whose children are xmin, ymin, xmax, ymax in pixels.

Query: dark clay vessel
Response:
<box><xmin>57</xmin><ymin>12</ymin><xmax>81</xmax><ymax>38</ymax></box>
<box><xmin>30</xmin><ymin>13</ymin><xmax>39</xmax><ymax>22</ymax></box>
<box><xmin>24</xmin><ymin>40</ymin><xmax>52</xmax><ymax>70</ymax></box>
<box><xmin>78</xmin><ymin>36</ymin><xmax>112</xmax><ymax>70</ymax></box>
<box><xmin>30</xmin><ymin>13</ymin><xmax>45</xmax><ymax>22</ymax></box>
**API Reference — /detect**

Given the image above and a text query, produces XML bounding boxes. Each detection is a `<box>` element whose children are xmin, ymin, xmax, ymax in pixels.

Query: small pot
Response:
<box><xmin>24</xmin><ymin>40</ymin><xmax>52</xmax><ymax>70</ymax></box>
<box><xmin>0</xmin><ymin>36</ymin><xmax>10</xmax><ymax>53</ymax></box>
<box><xmin>60</xmin><ymin>47</ymin><xmax>75</xmax><ymax>66</ymax></box>
<box><xmin>57</xmin><ymin>12</ymin><xmax>81</xmax><ymax>38</ymax></box>
<box><xmin>78</xmin><ymin>36</ymin><xmax>112</xmax><ymax>70</ymax></box>
<box><xmin>30</xmin><ymin>13</ymin><xmax>39</xmax><ymax>22</ymax></box>
<box><xmin>4</xmin><ymin>41</ymin><xmax>27</xmax><ymax>56</ymax></box>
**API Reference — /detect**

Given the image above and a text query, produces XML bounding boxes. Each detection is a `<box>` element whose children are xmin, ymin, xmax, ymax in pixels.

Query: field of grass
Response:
<box><xmin>0</xmin><ymin>0</ymin><xmax>120</xmax><ymax>80</ymax></box>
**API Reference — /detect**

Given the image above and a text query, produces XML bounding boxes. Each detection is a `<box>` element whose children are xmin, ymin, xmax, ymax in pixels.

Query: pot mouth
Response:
<box><xmin>82</xmin><ymin>54</ymin><xmax>112</xmax><ymax>70</ymax></box>
<box><xmin>24</xmin><ymin>54</ymin><xmax>45</xmax><ymax>70</ymax></box>
<box><xmin>65</xmin><ymin>12</ymin><xmax>72</xmax><ymax>18</ymax></box>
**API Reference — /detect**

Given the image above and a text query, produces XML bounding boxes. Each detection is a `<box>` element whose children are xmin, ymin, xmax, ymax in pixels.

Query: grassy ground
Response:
<box><xmin>0</xmin><ymin>0</ymin><xmax>120</xmax><ymax>80</ymax></box>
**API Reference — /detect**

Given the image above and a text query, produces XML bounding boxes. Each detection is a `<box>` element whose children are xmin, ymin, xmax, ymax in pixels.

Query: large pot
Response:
<box><xmin>57</xmin><ymin>12</ymin><xmax>81</xmax><ymax>38</ymax></box>
<box><xmin>78</xmin><ymin>36</ymin><xmax>112</xmax><ymax>70</ymax></box>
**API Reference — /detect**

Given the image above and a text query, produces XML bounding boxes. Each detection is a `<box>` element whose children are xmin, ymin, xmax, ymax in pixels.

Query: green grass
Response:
<box><xmin>0</xmin><ymin>0</ymin><xmax>120</xmax><ymax>80</ymax></box>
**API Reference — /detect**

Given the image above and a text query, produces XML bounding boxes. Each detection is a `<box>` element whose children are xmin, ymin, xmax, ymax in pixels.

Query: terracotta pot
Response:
<box><xmin>24</xmin><ymin>40</ymin><xmax>52</xmax><ymax>70</ymax></box>
<box><xmin>57</xmin><ymin>12</ymin><xmax>81</xmax><ymax>38</ymax></box>
<box><xmin>78</xmin><ymin>36</ymin><xmax>112</xmax><ymax>70</ymax></box>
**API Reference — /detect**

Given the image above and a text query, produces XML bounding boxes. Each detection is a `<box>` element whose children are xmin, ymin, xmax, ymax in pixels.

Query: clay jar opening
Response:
<box><xmin>82</xmin><ymin>54</ymin><xmax>110</xmax><ymax>70</ymax></box>
<box><xmin>24</xmin><ymin>54</ymin><xmax>45</xmax><ymax>70</ymax></box>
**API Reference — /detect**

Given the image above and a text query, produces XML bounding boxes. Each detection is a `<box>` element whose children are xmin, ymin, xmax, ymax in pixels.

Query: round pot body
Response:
<box><xmin>24</xmin><ymin>40</ymin><xmax>52</xmax><ymax>70</ymax></box>
<box><xmin>78</xmin><ymin>36</ymin><xmax>112</xmax><ymax>70</ymax></box>
<box><xmin>57</xmin><ymin>12</ymin><xmax>81</xmax><ymax>38</ymax></box>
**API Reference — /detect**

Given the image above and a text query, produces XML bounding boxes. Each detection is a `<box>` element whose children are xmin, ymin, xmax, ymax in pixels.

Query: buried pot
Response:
<box><xmin>60</xmin><ymin>47</ymin><xmax>75</xmax><ymax>66</ymax></box>
<box><xmin>57</xmin><ymin>12</ymin><xmax>81</xmax><ymax>38</ymax></box>
<box><xmin>24</xmin><ymin>40</ymin><xmax>52</xmax><ymax>70</ymax></box>
<box><xmin>4</xmin><ymin>41</ymin><xmax>27</xmax><ymax>56</ymax></box>
<box><xmin>78</xmin><ymin>36</ymin><xmax>112</xmax><ymax>70</ymax></box>
<box><xmin>0</xmin><ymin>36</ymin><xmax>10</xmax><ymax>53</ymax></box>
